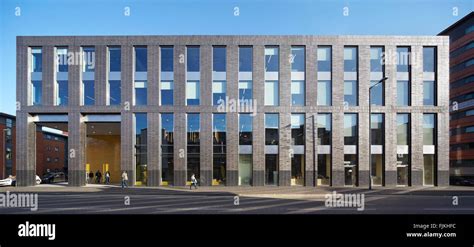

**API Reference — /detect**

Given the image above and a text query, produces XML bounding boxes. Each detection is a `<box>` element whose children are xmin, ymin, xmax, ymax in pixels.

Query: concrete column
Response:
<box><xmin>68</xmin><ymin>112</ymin><xmax>86</xmax><ymax>186</ymax></box>
<box><xmin>199</xmin><ymin>45</ymin><xmax>213</xmax><ymax>186</ymax></box>
<box><xmin>358</xmin><ymin>45</ymin><xmax>370</xmax><ymax>187</ymax></box>
<box><xmin>95</xmin><ymin>45</ymin><xmax>107</xmax><ymax>106</ymax></box>
<box><xmin>384</xmin><ymin>45</ymin><xmax>398</xmax><ymax>186</ymax></box>
<box><xmin>15</xmin><ymin>112</ymin><xmax>36</xmax><ymax>186</ymax></box>
<box><xmin>252</xmin><ymin>45</ymin><xmax>265</xmax><ymax>186</ymax></box>
<box><xmin>411</xmin><ymin>46</ymin><xmax>424</xmax><ymax>186</ymax></box>
<box><xmin>305</xmin><ymin>113</ymin><xmax>315</xmax><ymax>186</ymax></box>
<box><xmin>279</xmin><ymin>113</ymin><xmax>291</xmax><ymax>186</ymax></box>
<box><xmin>148</xmin><ymin>45</ymin><xmax>160</xmax><ymax>106</ymax></box>
<box><xmin>69</xmin><ymin>46</ymin><xmax>81</xmax><ymax>107</ymax></box>
<box><xmin>225</xmin><ymin>45</ymin><xmax>239</xmax><ymax>186</ymax></box>
<box><xmin>42</xmin><ymin>46</ymin><xmax>55</xmax><ymax>106</ymax></box>
<box><xmin>174</xmin><ymin>112</ymin><xmax>187</xmax><ymax>186</ymax></box>
<box><xmin>331</xmin><ymin>44</ymin><xmax>345</xmax><ymax>187</ymax></box>
<box><xmin>306</xmin><ymin>45</ymin><xmax>317</xmax><ymax>107</ymax></box>
<box><xmin>17</xmin><ymin>44</ymin><xmax>29</xmax><ymax>106</ymax></box>
<box><xmin>437</xmin><ymin>43</ymin><xmax>450</xmax><ymax>186</ymax></box>
<box><xmin>147</xmin><ymin>112</ymin><xmax>161</xmax><ymax>186</ymax></box>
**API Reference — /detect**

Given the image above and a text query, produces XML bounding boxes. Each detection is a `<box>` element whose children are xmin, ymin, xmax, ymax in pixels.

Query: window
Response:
<box><xmin>371</xmin><ymin>114</ymin><xmax>384</xmax><ymax>145</ymax></box>
<box><xmin>265</xmin><ymin>114</ymin><xmax>279</xmax><ymax>145</ymax></box>
<box><xmin>135</xmin><ymin>113</ymin><xmax>148</xmax><ymax>185</ymax></box>
<box><xmin>239</xmin><ymin>154</ymin><xmax>252</xmax><ymax>186</ymax></box>
<box><xmin>317</xmin><ymin>113</ymin><xmax>331</xmax><ymax>145</ymax></box>
<box><xmin>239</xmin><ymin>114</ymin><xmax>253</xmax><ymax>145</ymax></box>
<box><xmin>239</xmin><ymin>46</ymin><xmax>253</xmax><ymax>72</ymax></box>
<box><xmin>239</xmin><ymin>81</ymin><xmax>252</xmax><ymax>101</ymax></box>
<box><xmin>423</xmin><ymin>114</ymin><xmax>436</xmax><ymax>145</ymax></box>
<box><xmin>291</xmin><ymin>46</ymin><xmax>305</xmax><ymax>72</ymax></box>
<box><xmin>265</xmin><ymin>47</ymin><xmax>279</xmax><ymax>72</ymax></box>
<box><xmin>344</xmin><ymin>47</ymin><xmax>357</xmax><ymax>72</ymax></box>
<box><xmin>109</xmin><ymin>47</ymin><xmax>121</xmax><ymax>72</ymax></box>
<box><xmin>56</xmin><ymin>47</ymin><xmax>68</xmax><ymax>72</ymax></box>
<box><xmin>213</xmin><ymin>46</ymin><xmax>226</xmax><ymax>72</ymax></box>
<box><xmin>317</xmin><ymin>46</ymin><xmax>331</xmax><ymax>72</ymax></box>
<box><xmin>466</xmin><ymin>25</ymin><xmax>474</xmax><ymax>34</ymax></box>
<box><xmin>32</xmin><ymin>80</ymin><xmax>42</xmax><ymax>105</ymax></box>
<box><xmin>397</xmin><ymin>80</ymin><xmax>410</xmax><ymax>106</ymax></box>
<box><xmin>265</xmin><ymin>81</ymin><xmax>279</xmax><ymax>106</ymax></box>
<box><xmin>82</xmin><ymin>80</ymin><xmax>95</xmax><ymax>105</ymax></box>
<box><xmin>135</xmin><ymin>47</ymin><xmax>147</xmax><ymax>72</ymax></box>
<box><xmin>160</xmin><ymin>81</ymin><xmax>174</xmax><ymax>105</ymax></box>
<box><xmin>213</xmin><ymin>81</ymin><xmax>226</xmax><ymax>106</ymax></box>
<box><xmin>213</xmin><ymin>114</ymin><xmax>226</xmax><ymax>185</ymax></box>
<box><xmin>291</xmin><ymin>114</ymin><xmax>305</xmax><ymax>186</ymax></box>
<box><xmin>31</xmin><ymin>48</ymin><xmax>42</xmax><ymax>72</ymax></box>
<box><xmin>56</xmin><ymin>80</ymin><xmax>68</xmax><ymax>106</ymax></box>
<box><xmin>291</xmin><ymin>114</ymin><xmax>305</xmax><ymax>145</ymax></box>
<box><xmin>344</xmin><ymin>80</ymin><xmax>357</xmax><ymax>106</ymax></box>
<box><xmin>291</xmin><ymin>80</ymin><xmax>305</xmax><ymax>106</ymax></box>
<box><xmin>82</xmin><ymin>47</ymin><xmax>95</xmax><ymax>72</ymax></box>
<box><xmin>423</xmin><ymin>47</ymin><xmax>436</xmax><ymax>72</ymax></box>
<box><xmin>370</xmin><ymin>80</ymin><xmax>384</xmax><ymax>106</ymax></box>
<box><xmin>370</xmin><ymin>47</ymin><xmax>384</xmax><ymax>72</ymax></box>
<box><xmin>187</xmin><ymin>113</ymin><xmax>200</xmax><ymax>181</ymax></box>
<box><xmin>423</xmin><ymin>81</ymin><xmax>436</xmax><ymax>106</ymax></box>
<box><xmin>134</xmin><ymin>81</ymin><xmax>147</xmax><ymax>105</ymax></box>
<box><xmin>397</xmin><ymin>47</ymin><xmax>410</xmax><ymax>72</ymax></box>
<box><xmin>186</xmin><ymin>81</ymin><xmax>200</xmax><ymax>105</ymax></box>
<box><xmin>370</xmin><ymin>47</ymin><xmax>385</xmax><ymax>106</ymax></box>
<box><xmin>344</xmin><ymin>113</ymin><xmax>357</xmax><ymax>145</ymax></box>
<box><xmin>317</xmin><ymin>80</ymin><xmax>331</xmax><ymax>106</ymax></box>
<box><xmin>397</xmin><ymin>114</ymin><xmax>410</xmax><ymax>145</ymax></box>
<box><xmin>109</xmin><ymin>80</ymin><xmax>121</xmax><ymax>105</ymax></box>
<box><xmin>161</xmin><ymin>113</ymin><xmax>174</xmax><ymax>184</ymax></box>
<box><xmin>187</xmin><ymin>46</ymin><xmax>200</xmax><ymax>72</ymax></box>
<box><xmin>161</xmin><ymin>46</ymin><xmax>173</xmax><ymax>72</ymax></box>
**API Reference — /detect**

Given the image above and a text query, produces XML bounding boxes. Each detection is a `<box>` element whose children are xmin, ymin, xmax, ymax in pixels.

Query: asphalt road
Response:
<box><xmin>1</xmin><ymin>186</ymin><xmax>474</xmax><ymax>214</ymax></box>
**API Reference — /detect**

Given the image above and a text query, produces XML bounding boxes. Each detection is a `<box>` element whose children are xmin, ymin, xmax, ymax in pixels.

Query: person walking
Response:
<box><xmin>95</xmin><ymin>170</ymin><xmax>102</xmax><ymax>184</ymax></box>
<box><xmin>190</xmin><ymin>174</ymin><xmax>198</xmax><ymax>190</ymax></box>
<box><xmin>88</xmin><ymin>171</ymin><xmax>94</xmax><ymax>184</ymax></box>
<box><xmin>105</xmin><ymin>171</ymin><xmax>110</xmax><ymax>185</ymax></box>
<box><xmin>121</xmin><ymin>171</ymin><xmax>128</xmax><ymax>189</ymax></box>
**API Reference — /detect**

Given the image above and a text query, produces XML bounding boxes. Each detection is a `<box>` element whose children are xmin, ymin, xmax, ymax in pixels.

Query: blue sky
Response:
<box><xmin>0</xmin><ymin>0</ymin><xmax>472</xmax><ymax>115</ymax></box>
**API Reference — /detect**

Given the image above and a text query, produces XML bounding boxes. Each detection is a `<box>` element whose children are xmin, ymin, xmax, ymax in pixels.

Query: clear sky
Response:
<box><xmin>0</xmin><ymin>0</ymin><xmax>473</xmax><ymax>115</ymax></box>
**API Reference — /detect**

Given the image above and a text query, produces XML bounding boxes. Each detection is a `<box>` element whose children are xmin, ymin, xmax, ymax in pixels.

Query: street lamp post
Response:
<box><xmin>368</xmin><ymin>77</ymin><xmax>388</xmax><ymax>190</ymax></box>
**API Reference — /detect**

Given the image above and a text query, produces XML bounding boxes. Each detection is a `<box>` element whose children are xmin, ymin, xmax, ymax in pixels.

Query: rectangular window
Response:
<box><xmin>31</xmin><ymin>48</ymin><xmax>42</xmax><ymax>72</ymax></box>
<box><xmin>239</xmin><ymin>154</ymin><xmax>252</xmax><ymax>186</ymax></box>
<box><xmin>423</xmin><ymin>114</ymin><xmax>436</xmax><ymax>145</ymax></box>
<box><xmin>161</xmin><ymin>113</ymin><xmax>174</xmax><ymax>184</ymax></box>
<box><xmin>56</xmin><ymin>47</ymin><xmax>68</xmax><ymax>72</ymax></box>
<box><xmin>265</xmin><ymin>114</ymin><xmax>279</xmax><ymax>145</ymax></box>
<box><xmin>423</xmin><ymin>154</ymin><xmax>435</xmax><ymax>186</ymax></box>
<box><xmin>317</xmin><ymin>46</ymin><xmax>331</xmax><ymax>72</ymax></box>
<box><xmin>265</xmin><ymin>47</ymin><xmax>279</xmax><ymax>72</ymax></box>
<box><xmin>213</xmin><ymin>114</ymin><xmax>226</xmax><ymax>185</ymax></box>
<box><xmin>239</xmin><ymin>114</ymin><xmax>253</xmax><ymax>145</ymax></box>
<box><xmin>82</xmin><ymin>80</ymin><xmax>95</xmax><ymax>105</ymax></box>
<box><xmin>109</xmin><ymin>80</ymin><xmax>121</xmax><ymax>105</ymax></box>
<box><xmin>397</xmin><ymin>114</ymin><xmax>410</xmax><ymax>145</ymax></box>
<box><xmin>82</xmin><ymin>47</ymin><xmax>95</xmax><ymax>72</ymax></box>
<box><xmin>397</xmin><ymin>80</ymin><xmax>410</xmax><ymax>106</ymax></box>
<box><xmin>239</xmin><ymin>46</ymin><xmax>253</xmax><ymax>72</ymax></box>
<box><xmin>213</xmin><ymin>81</ymin><xmax>226</xmax><ymax>106</ymax></box>
<box><xmin>317</xmin><ymin>80</ymin><xmax>331</xmax><ymax>106</ymax></box>
<box><xmin>265</xmin><ymin>81</ymin><xmax>279</xmax><ymax>106</ymax></box>
<box><xmin>344</xmin><ymin>80</ymin><xmax>357</xmax><ymax>106</ymax></box>
<box><xmin>370</xmin><ymin>47</ymin><xmax>384</xmax><ymax>72</ymax></box>
<box><xmin>370</xmin><ymin>80</ymin><xmax>384</xmax><ymax>106</ymax></box>
<box><xmin>135</xmin><ymin>113</ymin><xmax>148</xmax><ymax>185</ymax></box>
<box><xmin>397</xmin><ymin>47</ymin><xmax>410</xmax><ymax>73</ymax></box>
<box><xmin>344</xmin><ymin>47</ymin><xmax>357</xmax><ymax>72</ymax></box>
<box><xmin>265</xmin><ymin>154</ymin><xmax>278</xmax><ymax>186</ymax></box>
<box><xmin>187</xmin><ymin>113</ymin><xmax>200</xmax><ymax>181</ymax></box>
<box><xmin>238</xmin><ymin>81</ymin><xmax>252</xmax><ymax>101</ymax></box>
<box><xmin>160</xmin><ymin>81</ymin><xmax>174</xmax><ymax>105</ymax></box>
<box><xmin>291</xmin><ymin>114</ymin><xmax>305</xmax><ymax>146</ymax></box>
<box><xmin>109</xmin><ymin>47</ymin><xmax>121</xmax><ymax>72</ymax></box>
<box><xmin>371</xmin><ymin>114</ymin><xmax>384</xmax><ymax>145</ymax></box>
<box><xmin>344</xmin><ymin>113</ymin><xmax>358</xmax><ymax>145</ymax></box>
<box><xmin>187</xmin><ymin>46</ymin><xmax>200</xmax><ymax>72</ymax></box>
<box><xmin>423</xmin><ymin>47</ymin><xmax>436</xmax><ymax>72</ymax></box>
<box><xmin>291</xmin><ymin>46</ymin><xmax>305</xmax><ymax>72</ymax></box>
<box><xmin>423</xmin><ymin>81</ymin><xmax>436</xmax><ymax>106</ymax></box>
<box><xmin>186</xmin><ymin>81</ymin><xmax>200</xmax><ymax>105</ymax></box>
<box><xmin>161</xmin><ymin>46</ymin><xmax>173</xmax><ymax>72</ymax></box>
<box><xmin>56</xmin><ymin>80</ymin><xmax>68</xmax><ymax>106</ymax></box>
<box><xmin>317</xmin><ymin>113</ymin><xmax>331</xmax><ymax>145</ymax></box>
<box><xmin>318</xmin><ymin>154</ymin><xmax>331</xmax><ymax>186</ymax></box>
<box><xmin>291</xmin><ymin>80</ymin><xmax>305</xmax><ymax>106</ymax></box>
<box><xmin>291</xmin><ymin>114</ymin><xmax>305</xmax><ymax>186</ymax></box>
<box><xmin>135</xmin><ymin>47</ymin><xmax>147</xmax><ymax>72</ymax></box>
<box><xmin>32</xmin><ymin>80</ymin><xmax>42</xmax><ymax>105</ymax></box>
<box><xmin>213</xmin><ymin>46</ymin><xmax>226</xmax><ymax>72</ymax></box>
<box><xmin>134</xmin><ymin>80</ymin><xmax>147</xmax><ymax>105</ymax></box>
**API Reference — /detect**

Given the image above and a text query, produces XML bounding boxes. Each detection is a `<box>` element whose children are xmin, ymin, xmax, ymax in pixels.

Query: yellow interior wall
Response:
<box><xmin>86</xmin><ymin>135</ymin><xmax>121</xmax><ymax>183</ymax></box>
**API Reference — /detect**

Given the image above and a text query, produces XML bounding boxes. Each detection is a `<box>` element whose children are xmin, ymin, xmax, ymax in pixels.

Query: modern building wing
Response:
<box><xmin>439</xmin><ymin>12</ymin><xmax>474</xmax><ymax>180</ymax></box>
<box><xmin>16</xmin><ymin>35</ymin><xmax>449</xmax><ymax>187</ymax></box>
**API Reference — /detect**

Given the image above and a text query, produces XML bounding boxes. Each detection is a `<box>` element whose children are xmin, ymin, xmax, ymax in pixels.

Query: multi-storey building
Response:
<box><xmin>439</xmin><ymin>12</ymin><xmax>474</xmax><ymax>180</ymax></box>
<box><xmin>0</xmin><ymin>113</ymin><xmax>15</xmax><ymax>178</ymax></box>
<box><xmin>16</xmin><ymin>35</ymin><xmax>449</xmax><ymax>187</ymax></box>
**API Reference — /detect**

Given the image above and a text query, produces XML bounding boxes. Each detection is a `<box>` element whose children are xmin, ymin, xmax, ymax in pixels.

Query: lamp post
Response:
<box><xmin>368</xmin><ymin>77</ymin><xmax>388</xmax><ymax>190</ymax></box>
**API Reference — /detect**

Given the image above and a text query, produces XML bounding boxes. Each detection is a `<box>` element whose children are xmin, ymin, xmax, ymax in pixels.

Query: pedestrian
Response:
<box><xmin>86</xmin><ymin>171</ymin><xmax>89</xmax><ymax>184</ymax></box>
<box><xmin>105</xmin><ymin>171</ymin><xmax>110</xmax><ymax>185</ymax></box>
<box><xmin>88</xmin><ymin>171</ymin><xmax>94</xmax><ymax>184</ymax></box>
<box><xmin>121</xmin><ymin>171</ymin><xmax>128</xmax><ymax>189</ymax></box>
<box><xmin>95</xmin><ymin>170</ymin><xmax>102</xmax><ymax>184</ymax></box>
<box><xmin>190</xmin><ymin>174</ymin><xmax>198</xmax><ymax>190</ymax></box>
